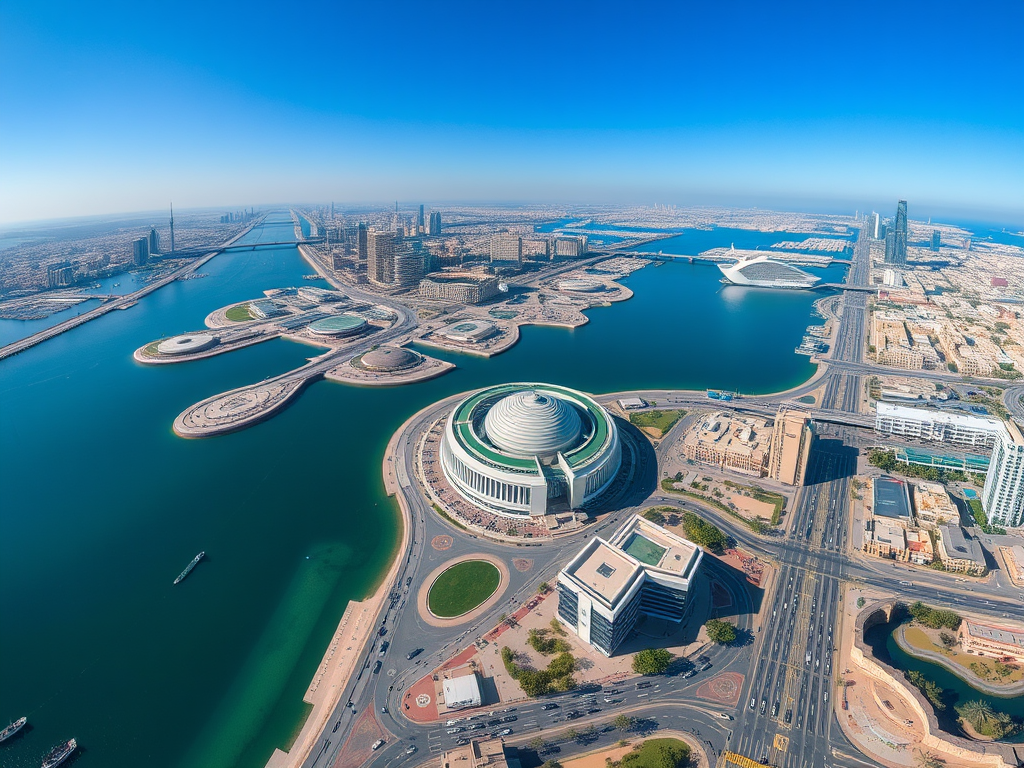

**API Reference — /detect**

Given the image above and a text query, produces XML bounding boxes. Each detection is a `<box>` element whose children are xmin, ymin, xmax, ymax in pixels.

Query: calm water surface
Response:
<box><xmin>1</xmin><ymin>212</ymin><xmax>840</xmax><ymax>767</ymax></box>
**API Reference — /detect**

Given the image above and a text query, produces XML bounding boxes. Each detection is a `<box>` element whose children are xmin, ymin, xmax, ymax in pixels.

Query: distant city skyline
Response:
<box><xmin>1</xmin><ymin>0</ymin><xmax>1022</xmax><ymax>225</ymax></box>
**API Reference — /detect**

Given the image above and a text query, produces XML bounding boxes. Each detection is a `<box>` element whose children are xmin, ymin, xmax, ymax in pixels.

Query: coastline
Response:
<box><xmin>263</xmin><ymin>405</ymin><xmax>416</xmax><ymax>768</ymax></box>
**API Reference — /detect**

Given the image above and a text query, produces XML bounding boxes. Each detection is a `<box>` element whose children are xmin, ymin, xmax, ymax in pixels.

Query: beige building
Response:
<box><xmin>682</xmin><ymin>412</ymin><xmax>770</xmax><ymax>476</ymax></box>
<box><xmin>419</xmin><ymin>273</ymin><xmax>500</xmax><ymax>304</ymax></box>
<box><xmin>912</xmin><ymin>482</ymin><xmax>958</xmax><ymax>529</ymax></box>
<box><xmin>767</xmin><ymin>409</ymin><xmax>814</xmax><ymax>485</ymax></box>
<box><xmin>441</xmin><ymin>738</ymin><xmax>514</xmax><ymax>768</ymax></box>
<box><xmin>489</xmin><ymin>233</ymin><xmax>522</xmax><ymax>264</ymax></box>
<box><xmin>935</xmin><ymin>524</ymin><xmax>987</xmax><ymax>575</ymax></box>
<box><xmin>958</xmin><ymin>619</ymin><xmax>1024</xmax><ymax>663</ymax></box>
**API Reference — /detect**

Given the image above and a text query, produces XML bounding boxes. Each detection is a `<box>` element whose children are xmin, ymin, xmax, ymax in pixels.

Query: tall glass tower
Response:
<box><xmin>886</xmin><ymin>200</ymin><xmax>908</xmax><ymax>267</ymax></box>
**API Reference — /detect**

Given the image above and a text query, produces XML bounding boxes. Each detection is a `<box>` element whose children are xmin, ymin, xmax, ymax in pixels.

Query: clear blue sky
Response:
<box><xmin>1</xmin><ymin>0</ymin><xmax>1022</xmax><ymax>225</ymax></box>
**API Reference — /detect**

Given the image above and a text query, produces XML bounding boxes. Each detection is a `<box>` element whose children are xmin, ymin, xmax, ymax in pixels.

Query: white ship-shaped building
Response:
<box><xmin>718</xmin><ymin>249</ymin><xmax>821</xmax><ymax>289</ymax></box>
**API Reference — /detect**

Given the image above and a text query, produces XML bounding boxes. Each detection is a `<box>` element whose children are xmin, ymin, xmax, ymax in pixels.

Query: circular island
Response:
<box><xmin>427</xmin><ymin>560</ymin><xmax>501</xmax><ymax>619</ymax></box>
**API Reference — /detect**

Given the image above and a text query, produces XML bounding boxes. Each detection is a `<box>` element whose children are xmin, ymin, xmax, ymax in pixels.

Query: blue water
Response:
<box><xmin>0</xmin><ymin>211</ymin><xmax>840</xmax><ymax>767</ymax></box>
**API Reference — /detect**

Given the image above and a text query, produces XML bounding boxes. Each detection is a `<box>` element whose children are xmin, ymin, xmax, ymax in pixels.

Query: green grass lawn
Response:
<box><xmin>428</xmin><ymin>561</ymin><xmax>500</xmax><ymax>617</ymax></box>
<box><xmin>226</xmin><ymin>303</ymin><xmax>253</xmax><ymax>322</ymax></box>
<box><xmin>629</xmin><ymin>409</ymin><xmax>686</xmax><ymax>435</ymax></box>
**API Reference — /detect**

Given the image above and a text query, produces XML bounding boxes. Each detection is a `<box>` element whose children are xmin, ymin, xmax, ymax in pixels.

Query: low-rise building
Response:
<box><xmin>935</xmin><ymin>524</ymin><xmax>987</xmax><ymax>574</ymax></box>
<box><xmin>912</xmin><ymin>482</ymin><xmax>958</xmax><ymax>529</ymax></box>
<box><xmin>958</xmin><ymin>619</ymin><xmax>1024</xmax><ymax>663</ymax></box>
<box><xmin>441</xmin><ymin>738</ymin><xmax>512</xmax><ymax>768</ymax></box>
<box><xmin>862</xmin><ymin>519</ymin><xmax>907</xmax><ymax>560</ymax></box>
<box><xmin>875</xmin><ymin>402</ymin><xmax>1002</xmax><ymax>450</ymax></box>
<box><xmin>681</xmin><ymin>412</ymin><xmax>770</xmax><ymax>477</ymax></box>
<box><xmin>442</xmin><ymin>673</ymin><xmax>483</xmax><ymax>711</ymax></box>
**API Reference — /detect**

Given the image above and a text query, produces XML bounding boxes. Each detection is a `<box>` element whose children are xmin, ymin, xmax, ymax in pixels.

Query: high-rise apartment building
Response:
<box><xmin>552</xmin><ymin>236</ymin><xmax>589</xmax><ymax>258</ymax></box>
<box><xmin>489</xmin><ymin>232</ymin><xmax>522</xmax><ymax>263</ymax></box>
<box><xmin>931</xmin><ymin>230</ymin><xmax>941</xmax><ymax>251</ymax></box>
<box><xmin>367</xmin><ymin>229</ymin><xmax>396</xmax><ymax>286</ymax></box>
<box><xmin>393</xmin><ymin>243</ymin><xmax>424</xmax><ymax>289</ymax></box>
<box><xmin>428</xmin><ymin>211</ymin><xmax>442</xmax><ymax>236</ymax></box>
<box><xmin>148</xmin><ymin>227</ymin><xmax>160</xmax><ymax>255</ymax></box>
<box><xmin>417</xmin><ymin>204</ymin><xmax>425</xmax><ymax>232</ymax></box>
<box><xmin>982</xmin><ymin>421</ymin><xmax>1024</xmax><ymax>528</ymax></box>
<box><xmin>132</xmin><ymin>237</ymin><xmax>150</xmax><ymax>266</ymax></box>
<box><xmin>873</xmin><ymin>212</ymin><xmax>880</xmax><ymax>239</ymax></box>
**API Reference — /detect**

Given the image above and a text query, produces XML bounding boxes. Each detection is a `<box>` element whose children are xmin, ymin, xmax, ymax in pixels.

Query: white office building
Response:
<box><xmin>982</xmin><ymin>420</ymin><xmax>1024</xmax><ymax>528</ymax></box>
<box><xmin>874</xmin><ymin>402</ymin><xmax>1002</xmax><ymax>450</ymax></box>
<box><xmin>557</xmin><ymin>516</ymin><xmax>703</xmax><ymax>656</ymax></box>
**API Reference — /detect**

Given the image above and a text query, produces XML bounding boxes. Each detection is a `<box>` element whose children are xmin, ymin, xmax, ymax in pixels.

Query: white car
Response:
<box><xmin>372</xmin><ymin>739</ymin><xmax>385</xmax><ymax>751</ymax></box>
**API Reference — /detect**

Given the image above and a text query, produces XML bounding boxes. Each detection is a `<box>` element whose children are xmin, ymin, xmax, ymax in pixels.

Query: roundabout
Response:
<box><xmin>417</xmin><ymin>554</ymin><xmax>510</xmax><ymax>627</ymax></box>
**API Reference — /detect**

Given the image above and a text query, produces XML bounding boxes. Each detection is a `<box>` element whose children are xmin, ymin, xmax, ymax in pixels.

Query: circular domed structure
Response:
<box><xmin>359</xmin><ymin>346</ymin><xmax>422</xmax><ymax>372</ymax></box>
<box><xmin>557</xmin><ymin>278</ymin><xmax>605</xmax><ymax>293</ymax></box>
<box><xmin>157</xmin><ymin>333</ymin><xmax>217</xmax><ymax>355</ymax></box>
<box><xmin>484</xmin><ymin>390</ymin><xmax>582</xmax><ymax>458</ymax></box>
<box><xmin>308</xmin><ymin>314</ymin><xmax>367</xmax><ymax>338</ymax></box>
<box><xmin>441</xmin><ymin>383</ymin><xmax>621</xmax><ymax>518</ymax></box>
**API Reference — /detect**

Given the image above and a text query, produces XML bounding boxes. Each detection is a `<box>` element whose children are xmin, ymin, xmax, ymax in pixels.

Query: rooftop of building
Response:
<box><xmin>682</xmin><ymin>412</ymin><xmax>770</xmax><ymax>456</ymax></box>
<box><xmin>872</xmin><ymin>476</ymin><xmax>913</xmax><ymax>520</ymax></box>
<box><xmin>607</xmin><ymin>516</ymin><xmax>701</xmax><ymax>579</ymax></box>
<box><xmin>876</xmin><ymin>401</ymin><xmax>1005</xmax><ymax>430</ymax></box>
<box><xmin>563</xmin><ymin>538</ymin><xmax>643</xmax><ymax>607</ymax></box>
<box><xmin>441</xmin><ymin>738</ymin><xmax>510</xmax><ymax>768</ymax></box>
<box><xmin>938</xmin><ymin>524</ymin><xmax>986</xmax><ymax>565</ymax></box>
<box><xmin>963</xmin><ymin>619</ymin><xmax>1024</xmax><ymax>650</ymax></box>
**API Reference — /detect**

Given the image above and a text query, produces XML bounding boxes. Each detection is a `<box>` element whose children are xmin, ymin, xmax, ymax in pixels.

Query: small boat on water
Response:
<box><xmin>41</xmin><ymin>738</ymin><xmax>77</xmax><ymax>768</ymax></box>
<box><xmin>0</xmin><ymin>716</ymin><xmax>26</xmax><ymax>742</ymax></box>
<box><xmin>173</xmin><ymin>551</ymin><xmax>205</xmax><ymax>585</ymax></box>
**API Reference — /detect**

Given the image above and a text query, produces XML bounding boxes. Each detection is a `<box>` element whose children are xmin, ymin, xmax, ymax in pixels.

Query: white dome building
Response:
<box><xmin>441</xmin><ymin>383</ymin><xmax>621</xmax><ymax>517</ymax></box>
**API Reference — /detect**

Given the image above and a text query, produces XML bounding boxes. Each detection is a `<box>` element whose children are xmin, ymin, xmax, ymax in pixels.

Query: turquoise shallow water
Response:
<box><xmin>0</xmin><ymin>212</ymin><xmax>841</xmax><ymax>767</ymax></box>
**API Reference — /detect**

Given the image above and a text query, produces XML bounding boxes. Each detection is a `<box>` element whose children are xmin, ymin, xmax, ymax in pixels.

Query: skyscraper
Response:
<box><xmin>393</xmin><ymin>242</ymin><xmax>424</xmax><ymax>288</ymax></box>
<box><xmin>169</xmin><ymin>203</ymin><xmax>175</xmax><ymax>254</ymax></box>
<box><xmin>428</xmin><ymin>211</ymin><xmax>441</xmax><ymax>236</ymax></box>
<box><xmin>982</xmin><ymin>420</ymin><xmax>1024</xmax><ymax>529</ymax></box>
<box><xmin>132</xmin><ymin>237</ymin><xmax>150</xmax><ymax>266</ymax></box>
<box><xmin>931</xmin><ymin>230</ymin><xmax>941</xmax><ymax>251</ymax></box>
<box><xmin>873</xmin><ymin>212</ymin><xmax>880</xmax><ymax>240</ymax></box>
<box><xmin>149</xmin><ymin>227</ymin><xmax>160</xmax><ymax>255</ymax></box>
<box><xmin>885</xmin><ymin>200</ymin><xmax>908</xmax><ymax>267</ymax></box>
<box><xmin>357</xmin><ymin>223</ymin><xmax>368</xmax><ymax>260</ymax></box>
<box><xmin>367</xmin><ymin>229</ymin><xmax>396</xmax><ymax>286</ymax></box>
<box><xmin>417</xmin><ymin>204</ymin><xmax>425</xmax><ymax>232</ymax></box>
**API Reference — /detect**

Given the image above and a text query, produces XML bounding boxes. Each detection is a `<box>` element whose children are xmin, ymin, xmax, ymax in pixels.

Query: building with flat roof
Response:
<box><xmin>681</xmin><ymin>412</ymin><xmax>770</xmax><ymax>477</ymax></box>
<box><xmin>442</xmin><ymin>673</ymin><xmax>482</xmax><ymax>710</ymax></box>
<box><xmin>936</xmin><ymin>524</ymin><xmax>987</xmax><ymax>575</ymax></box>
<box><xmin>767</xmin><ymin>409</ymin><xmax>814</xmax><ymax>485</ymax></box>
<box><xmin>441</xmin><ymin>383</ymin><xmax>621</xmax><ymax>517</ymax></box>
<box><xmin>875</xmin><ymin>402</ymin><xmax>1003</xmax><ymax>448</ymax></box>
<box><xmin>875</xmin><ymin>402</ymin><xmax>1002</xmax><ymax>450</ymax></box>
<box><xmin>438</xmin><ymin>319</ymin><xmax>497</xmax><ymax>343</ymax></box>
<box><xmin>557</xmin><ymin>515</ymin><xmax>702</xmax><ymax>656</ymax></box>
<box><xmin>1007</xmin><ymin>545</ymin><xmax>1024</xmax><ymax>582</ymax></box>
<box><xmin>872</xmin><ymin>476</ymin><xmax>913</xmax><ymax>523</ymax></box>
<box><xmin>440</xmin><ymin>738</ymin><xmax>512</xmax><ymax>768</ymax></box>
<box><xmin>420</xmin><ymin>273</ymin><xmax>500</xmax><ymax>304</ymax></box>
<box><xmin>912</xmin><ymin>482</ymin><xmax>958</xmax><ymax>529</ymax></box>
<box><xmin>249</xmin><ymin>298</ymin><xmax>287</xmax><ymax>319</ymax></box>
<box><xmin>958</xmin><ymin>619</ymin><xmax>1024</xmax><ymax>663</ymax></box>
<box><xmin>982</xmin><ymin>419</ymin><xmax>1024</xmax><ymax>529</ymax></box>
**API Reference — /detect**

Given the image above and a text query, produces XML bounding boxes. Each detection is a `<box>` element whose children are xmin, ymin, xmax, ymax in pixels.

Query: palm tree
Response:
<box><xmin>958</xmin><ymin>699</ymin><xmax>994</xmax><ymax>727</ymax></box>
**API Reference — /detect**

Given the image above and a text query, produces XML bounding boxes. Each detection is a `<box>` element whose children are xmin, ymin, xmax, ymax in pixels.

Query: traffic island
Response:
<box><xmin>417</xmin><ymin>554</ymin><xmax>510</xmax><ymax>628</ymax></box>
